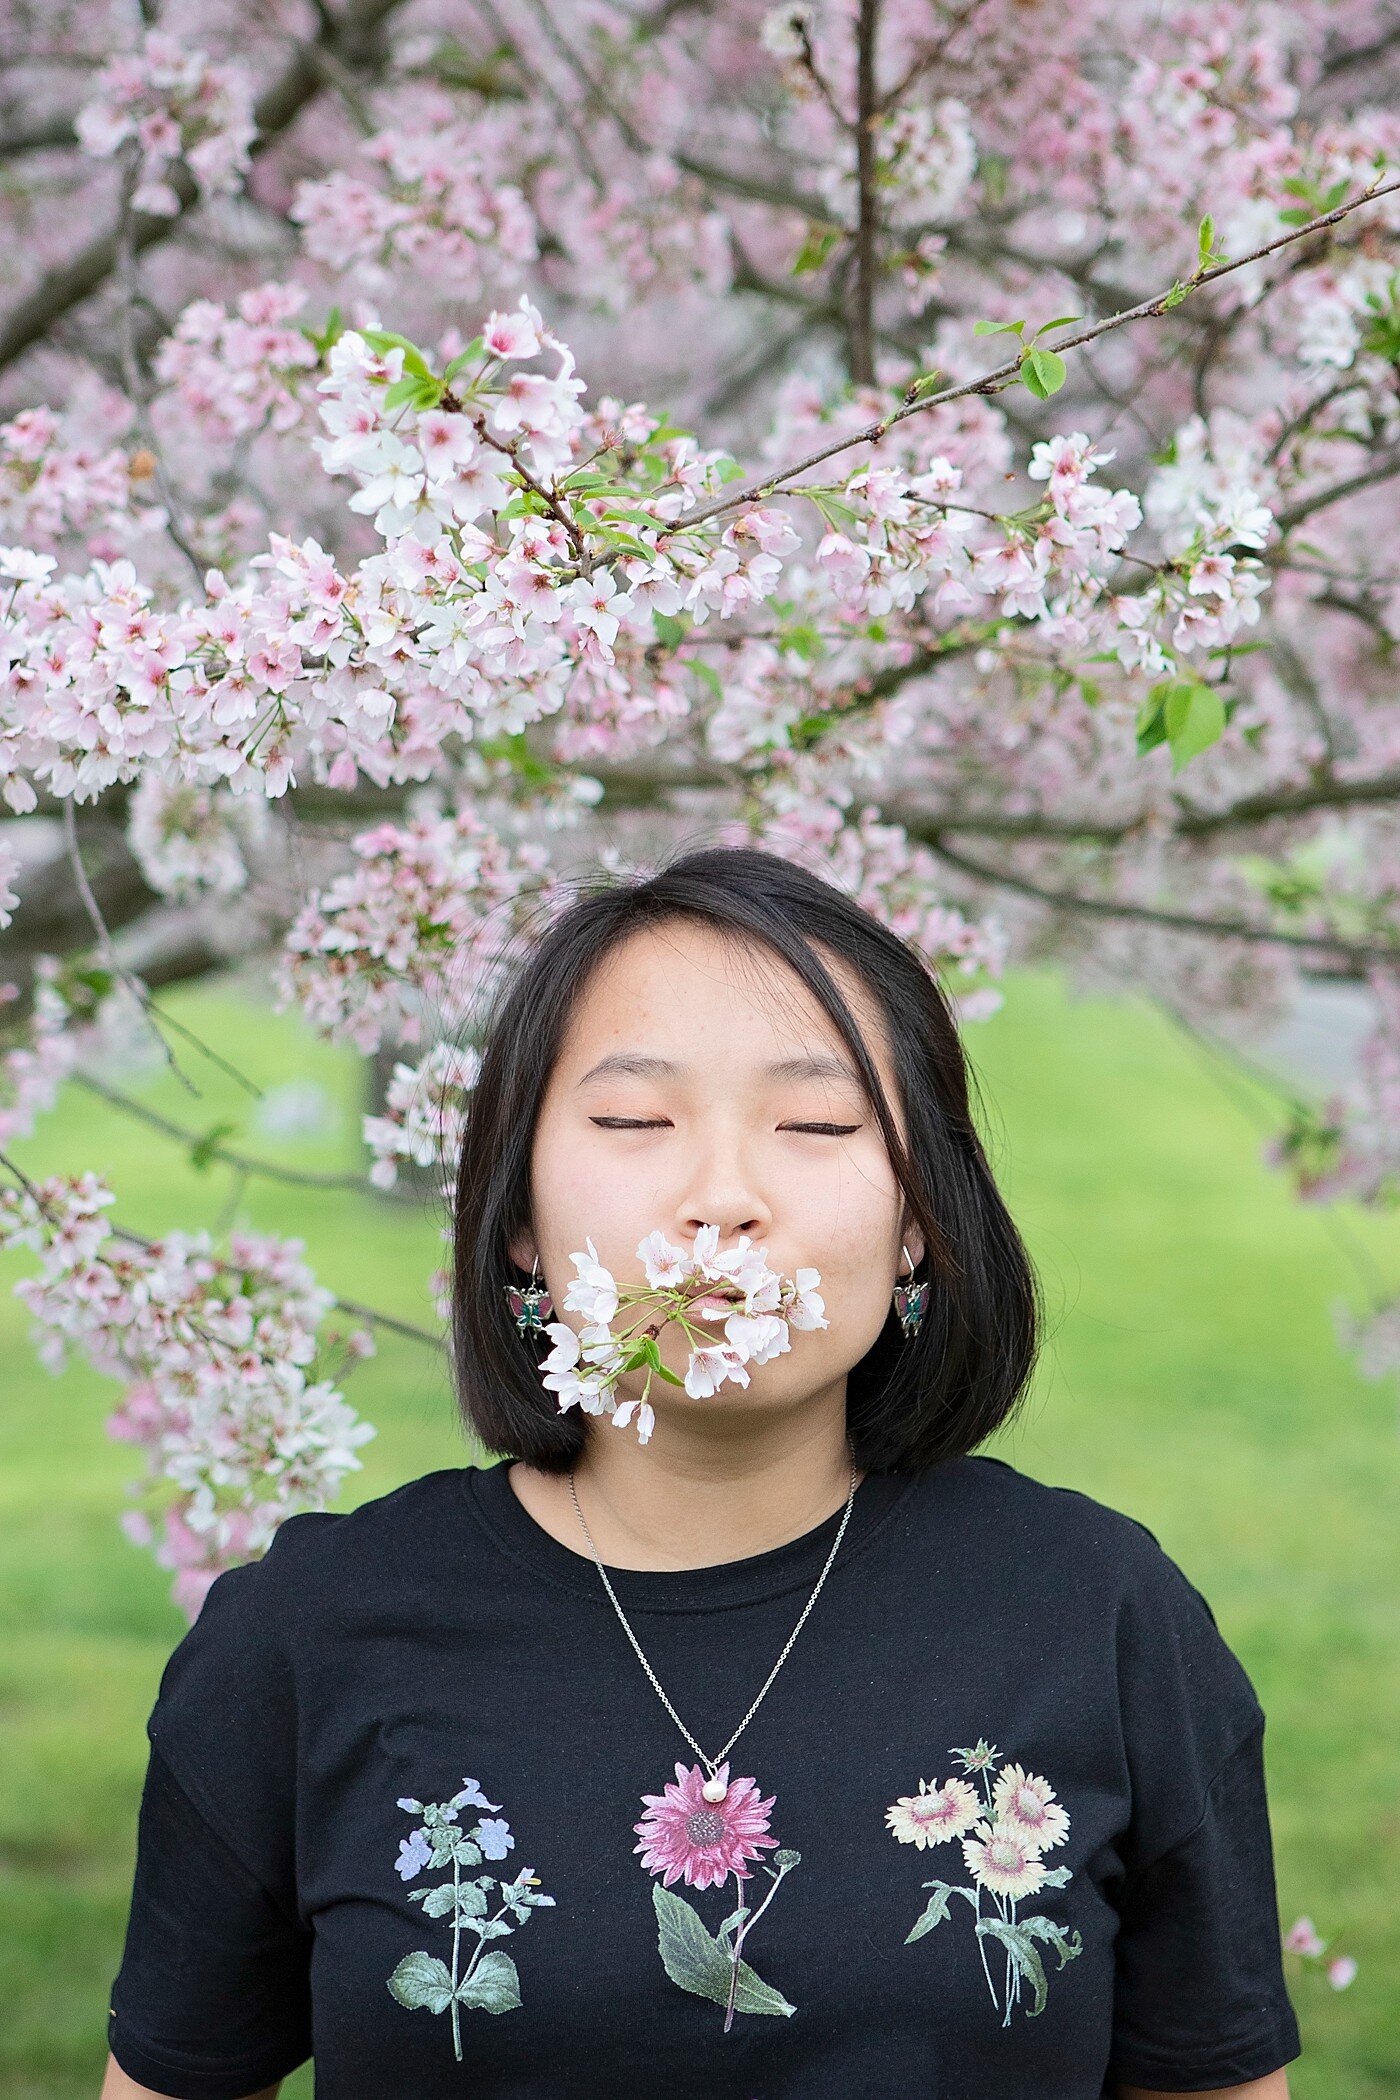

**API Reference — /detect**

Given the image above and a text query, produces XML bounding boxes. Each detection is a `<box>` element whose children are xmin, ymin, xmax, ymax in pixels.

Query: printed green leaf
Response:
<box><xmin>387</xmin><ymin>1950</ymin><xmax>456</xmax><ymax>2014</ymax></box>
<box><xmin>1038</xmin><ymin>1864</ymin><xmax>1073</xmax><ymax>1887</ymax></box>
<box><xmin>455</xmin><ymin>1948</ymin><xmax>522</xmax><ymax>2014</ymax></box>
<box><xmin>651</xmin><ymin>1883</ymin><xmax>795</xmax><ymax>2017</ymax></box>
<box><xmin>906</xmin><ymin>1883</ymin><xmax>953</xmax><ymax>1942</ymax></box>
<box><xmin>717</xmin><ymin>1904</ymin><xmax>750</xmax><ymax>1945</ymax></box>
<box><xmin>417</xmin><ymin>1881</ymin><xmax>463</xmax><ymax>1918</ymax></box>
<box><xmin>1018</xmin><ymin>1914</ymin><xmax>1085</xmax><ymax>1968</ymax></box>
<box><xmin>976</xmin><ymin>1918</ymin><xmax>1048</xmax><ymax>2015</ymax></box>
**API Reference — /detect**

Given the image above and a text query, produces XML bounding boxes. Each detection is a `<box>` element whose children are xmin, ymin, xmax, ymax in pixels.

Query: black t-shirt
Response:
<box><xmin>108</xmin><ymin>1454</ymin><xmax>1301</xmax><ymax>2098</ymax></box>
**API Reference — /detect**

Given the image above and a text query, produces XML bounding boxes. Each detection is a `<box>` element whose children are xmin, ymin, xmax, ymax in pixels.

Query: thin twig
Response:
<box><xmin>674</xmin><ymin>177</ymin><xmax>1400</xmax><ymax>534</ymax></box>
<box><xmin>924</xmin><ymin>829</ymin><xmax>1400</xmax><ymax>966</ymax></box>
<box><xmin>70</xmin><ymin>1069</ymin><xmax>376</xmax><ymax>1193</ymax></box>
<box><xmin>0</xmin><ymin>1147</ymin><xmax>446</xmax><ymax>1350</ymax></box>
<box><xmin>60</xmin><ymin>802</ymin><xmax>264</xmax><ymax>1100</ymax></box>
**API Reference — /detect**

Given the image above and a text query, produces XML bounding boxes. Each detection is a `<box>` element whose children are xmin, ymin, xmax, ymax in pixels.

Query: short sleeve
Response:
<box><xmin>108</xmin><ymin>1745</ymin><xmax>312</xmax><ymax>2098</ymax></box>
<box><xmin>109</xmin><ymin>1514</ymin><xmax>332</xmax><ymax>2096</ymax></box>
<box><xmin>1107</xmin><ymin>1726</ymin><xmax>1301</xmax><ymax>2089</ymax></box>
<box><xmin>1106</xmin><ymin>1521</ymin><xmax>1301</xmax><ymax>2088</ymax></box>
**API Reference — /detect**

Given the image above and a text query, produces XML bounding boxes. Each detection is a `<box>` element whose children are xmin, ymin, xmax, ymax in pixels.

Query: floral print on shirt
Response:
<box><xmin>634</xmin><ymin>1759</ymin><xmax>801</xmax><ymax>2031</ymax></box>
<box><xmin>885</xmin><ymin>1737</ymin><xmax>1083</xmax><ymax>2026</ymax></box>
<box><xmin>385</xmin><ymin>1776</ymin><xmax>557</xmax><ymax>2061</ymax></box>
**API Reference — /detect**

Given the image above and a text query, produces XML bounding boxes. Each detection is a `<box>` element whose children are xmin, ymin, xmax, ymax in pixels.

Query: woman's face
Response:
<box><xmin>510</xmin><ymin>918</ymin><xmax>925</xmax><ymax>1429</ymax></box>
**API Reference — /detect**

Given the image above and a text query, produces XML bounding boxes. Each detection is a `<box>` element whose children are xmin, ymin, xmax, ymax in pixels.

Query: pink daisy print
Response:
<box><xmin>634</xmin><ymin>1761</ymin><xmax>800</xmax><ymax>2032</ymax></box>
<box><xmin>991</xmin><ymin>1762</ymin><xmax>1071</xmax><ymax>1852</ymax></box>
<box><xmin>887</xmin><ymin>1736</ymin><xmax>1083</xmax><ymax>2030</ymax></box>
<box><xmin>961</xmin><ymin>1819</ymin><xmax>1049</xmax><ymax>1902</ymax></box>
<box><xmin>633</xmin><ymin>1759</ymin><xmax>780</xmax><ymax>1890</ymax></box>
<box><xmin>885</xmin><ymin>1776</ymin><xmax>982</xmax><ymax>1849</ymax></box>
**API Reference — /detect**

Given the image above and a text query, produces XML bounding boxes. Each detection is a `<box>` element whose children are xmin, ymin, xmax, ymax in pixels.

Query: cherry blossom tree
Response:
<box><xmin>1</xmin><ymin>0</ymin><xmax>1398</xmax><ymax>1613</ymax></box>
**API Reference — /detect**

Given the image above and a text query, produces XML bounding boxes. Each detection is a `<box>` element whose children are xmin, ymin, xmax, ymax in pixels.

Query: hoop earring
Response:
<box><xmin>505</xmin><ymin>1255</ymin><xmax>554</xmax><ymax>1337</ymax></box>
<box><xmin>892</xmin><ymin>1241</ymin><xmax>928</xmax><ymax>1340</ymax></box>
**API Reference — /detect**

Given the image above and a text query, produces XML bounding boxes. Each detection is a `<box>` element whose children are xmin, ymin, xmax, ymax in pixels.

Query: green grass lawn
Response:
<box><xmin>0</xmin><ymin>965</ymin><xmax>1396</xmax><ymax>2097</ymax></box>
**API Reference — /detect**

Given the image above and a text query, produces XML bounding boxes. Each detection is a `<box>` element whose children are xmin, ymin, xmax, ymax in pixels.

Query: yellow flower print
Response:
<box><xmin>886</xmin><ymin>1736</ymin><xmax>1083</xmax><ymax>2029</ymax></box>
<box><xmin>885</xmin><ymin>1776</ymin><xmax>982</xmax><ymax>1849</ymax></box>
<box><xmin>961</xmin><ymin>1820</ymin><xmax>1049</xmax><ymax>1902</ymax></box>
<box><xmin>990</xmin><ymin>1761</ymin><xmax>1071</xmax><ymax>1853</ymax></box>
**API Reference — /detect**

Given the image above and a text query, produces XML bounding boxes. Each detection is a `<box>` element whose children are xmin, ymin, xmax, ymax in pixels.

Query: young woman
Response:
<box><xmin>102</xmin><ymin>844</ymin><xmax>1301</xmax><ymax>2099</ymax></box>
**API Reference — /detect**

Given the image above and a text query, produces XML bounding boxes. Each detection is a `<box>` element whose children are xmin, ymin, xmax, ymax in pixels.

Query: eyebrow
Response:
<box><xmin>576</xmin><ymin>1050</ymin><xmax>864</xmax><ymax>1089</ymax></box>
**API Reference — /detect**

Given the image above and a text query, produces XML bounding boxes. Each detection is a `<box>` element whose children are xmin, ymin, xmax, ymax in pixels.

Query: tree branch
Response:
<box><xmin>849</xmin><ymin>0</ymin><xmax>882</xmax><ymax>388</ymax></box>
<box><xmin>676</xmin><ymin>176</ymin><xmax>1400</xmax><ymax>533</ymax></box>
<box><xmin>68</xmin><ymin>1069</ymin><xmax>401</xmax><ymax>1198</ymax></box>
<box><xmin>921</xmin><ymin>830</ymin><xmax>1400</xmax><ymax>965</ymax></box>
<box><xmin>0</xmin><ymin>0</ymin><xmax>411</xmax><ymax>373</ymax></box>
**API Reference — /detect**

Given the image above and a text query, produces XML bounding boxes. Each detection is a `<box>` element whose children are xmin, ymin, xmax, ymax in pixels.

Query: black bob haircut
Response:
<box><xmin>451</xmin><ymin>843</ymin><xmax>1042</xmax><ymax>1475</ymax></box>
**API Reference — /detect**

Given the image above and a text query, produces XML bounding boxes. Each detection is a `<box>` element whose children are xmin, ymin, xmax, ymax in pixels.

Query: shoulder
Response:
<box><xmin>192</xmin><ymin>1468</ymin><xmax>471</xmax><ymax>1633</ymax></box>
<box><xmin>933</xmin><ymin>1451</ymin><xmax>1182</xmax><ymax>1568</ymax></box>
<box><xmin>916</xmin><ymin>1453</ymin><xmax>1237</xmax><ymax>1640</ymax></box>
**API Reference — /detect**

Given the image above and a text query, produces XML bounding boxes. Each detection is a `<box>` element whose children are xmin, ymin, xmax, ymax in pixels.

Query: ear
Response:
<box><xmin>507</xmin><ymin>1231</ymin><xmax>539</xmax><ymax>1274</ymax></box>
<box><xmin>900</xmin><ymin>1221</ymin><xmax>926</xmax><ymax>1272</ymax></box>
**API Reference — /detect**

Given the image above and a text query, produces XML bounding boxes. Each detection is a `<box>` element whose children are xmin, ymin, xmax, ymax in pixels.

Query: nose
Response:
<box><xmin>673</xmin><ymin>1117</ymin><xmax>774</xmax><ymax>1252</ymax></box>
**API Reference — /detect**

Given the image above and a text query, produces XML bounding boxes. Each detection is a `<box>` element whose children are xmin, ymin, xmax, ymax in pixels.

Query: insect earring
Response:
<box><xmin>505</xmin><ymin>1255</ymin><xmax>554</xmax><ymax>1336</ymax></box>
<box><xmin>892</xmin><ymin>1242</ymin><xmax>928</xmax><ymax>1339</ymax></box>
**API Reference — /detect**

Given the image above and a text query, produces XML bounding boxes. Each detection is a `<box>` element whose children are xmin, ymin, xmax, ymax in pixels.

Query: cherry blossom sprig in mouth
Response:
<box><xmin>536</xmin><ymin>1224</ymin><xmax>827</xmax><ymax>1445</ymax></box>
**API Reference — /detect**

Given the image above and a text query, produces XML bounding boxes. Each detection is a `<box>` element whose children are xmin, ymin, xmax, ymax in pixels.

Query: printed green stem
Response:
<box><xmin>722</xmin><ymin>1859</ymin><xmax>791</xmax><ymax>2033</ymax></box>
<box><xmin>449</xmin><ymin>1849</ymin><xmax>463</xmax><ymax>2061</ymax></box>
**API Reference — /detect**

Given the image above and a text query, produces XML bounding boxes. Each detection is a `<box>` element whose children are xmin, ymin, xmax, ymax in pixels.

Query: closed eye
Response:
<box><xmin>589</xmin><ymin>1118</ymin><xmax>861</xmax><ymax>1135</ymax></box>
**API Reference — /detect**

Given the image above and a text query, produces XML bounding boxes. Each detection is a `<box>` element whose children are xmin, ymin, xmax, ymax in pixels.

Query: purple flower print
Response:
<box><xmin>387</xmin><ymin>1777</ymin><xmax>555</xmax><ymax>2062</ymax></box>
<box><xmin>452</xmin><ymin>1776</ymin><xmax>503</xmax><ymax>1813</ymax></box>
<box><xmin>395</xmin><ymin>1827</ymin><xmax>433</xmax><ymax>1881</ymax></box>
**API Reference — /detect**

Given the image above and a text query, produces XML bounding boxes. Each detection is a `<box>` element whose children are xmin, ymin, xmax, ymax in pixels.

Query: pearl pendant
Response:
<box><xmin>701</xmin><ymin>1774</ymin><xmax>728</xmax><ymax>1802</ymax></box>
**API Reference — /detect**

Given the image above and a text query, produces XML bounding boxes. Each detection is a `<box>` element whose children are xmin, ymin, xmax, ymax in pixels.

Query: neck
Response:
<box><xmin>506</xmin><ymin>1392</ymin><xmax>861</xmax><ymax>1572</ymax></box>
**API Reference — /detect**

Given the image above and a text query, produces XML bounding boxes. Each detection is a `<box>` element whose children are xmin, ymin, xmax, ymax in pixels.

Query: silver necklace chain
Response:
<box><xmin>567</xmin><ymin>1439</ymin><xmax>860</xmax><ymax>1784</ymax></box>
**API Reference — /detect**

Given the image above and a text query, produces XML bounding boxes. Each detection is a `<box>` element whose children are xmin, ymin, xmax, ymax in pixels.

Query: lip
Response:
<box><xmin>689</xmin><ymin>1295</ymin><xmax>734</xmax><ymax>1321</ymax></box>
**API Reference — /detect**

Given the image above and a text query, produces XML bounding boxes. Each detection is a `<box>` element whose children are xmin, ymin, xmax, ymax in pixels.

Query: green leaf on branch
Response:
<box><xmin>1139</xmin><ymin>676</ymin><xmax>1227</xmax><ymax>769</ymax></box>
<box><xmin>651</xmin><ymin>610</ymin><xmax>686</xmax><ymax>647</ymax></box>
<box><xmin>1020</xmin><ymin>348</ymin><xmax>1067</xmax><ymax>399</ymax></box>
<box><xmin>973</xmin><ymin>317</ymin><xmax>1025</xmax><ymax>338</ymax></box>
<box><xmin>189</xmin><ymin>1121</ymin><xmax>238</xmax><ymax>1173</ymax></box>
<box><xmin>443</xmin><ymin>336</ymin><xmax>485</xmax><ymax>380</ymax></box>
<box><xmin>792</xmin><ymin>225</ymin><xmax>841</xmax><ymax>275</ymax></box>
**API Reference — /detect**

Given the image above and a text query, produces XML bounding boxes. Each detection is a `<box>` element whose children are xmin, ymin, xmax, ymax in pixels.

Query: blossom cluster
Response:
<box><xmin>1283</xmin><ymin>1914</ymin><xmax>1358</xmax><ymax>1991</ymax></box>
<box><xmin>0</xmin><ymin>1170</ymin><xmax>376</xmax><ymax>1618</ymax></box>
<box><xmin>152</xmin><ymin>281</ymin><xmax>320</xmax><ymax>445</ymax></box>
<box><xmin>362</xmin><ymin>1040</ymin><xmax>481</xmax><ymax>1191</ymax></box>
<box><xmin>277</xmin><ymin>803</ymin><xmax>562</xmax><ymax>1053</ymax></box>
<box><xmin>75</xmin><ymin>29</ymin><xmax>255</xmax><ymax>216</ymax></box>
<box><xmin>538</xmin><ymin>1224</ymin><xmax>828</xmax><ymax>1445</ymax></box>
